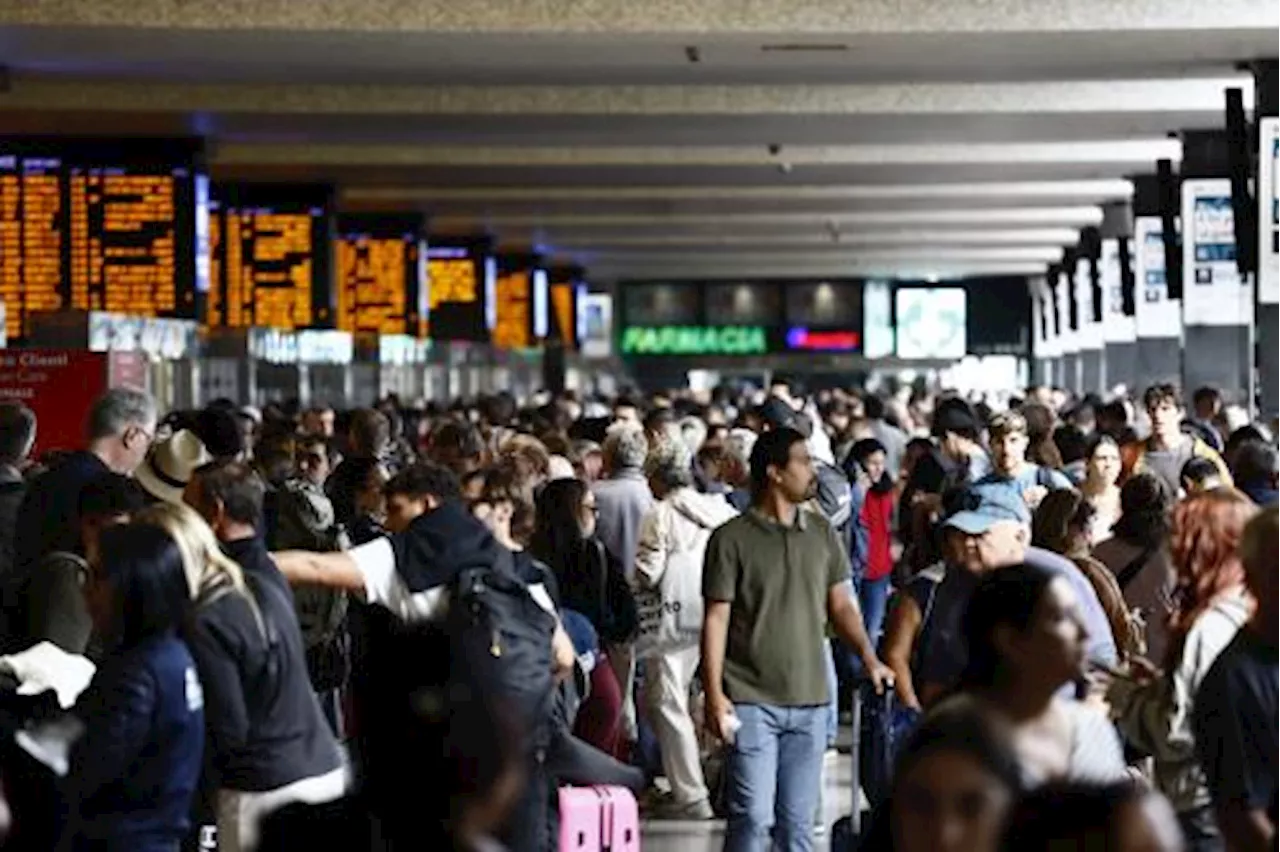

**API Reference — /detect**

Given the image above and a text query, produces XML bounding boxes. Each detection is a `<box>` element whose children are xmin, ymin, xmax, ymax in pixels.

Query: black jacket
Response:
<box><xmin>186</xmin><ymin>537</ymin><xmax>341</xmax><ymax>794</ymax></box>
<box><xmin>349</xmin><ymin>503</ymin><xmax>508</xmax><ymax>806</ymax></box>
<box><xmin>548</xmin><ymin>539</ymin><xmax>636</xmax><ymax>645</ymax></box>
<box><xmin>62</xmin><ymin>633</ymin><xmax>204</xmax><ymax>852</ymax></box>
<box><xmin>13</xmin><ymin>452</ymin><xmax>108</xmax><ymax>574</ymax></box>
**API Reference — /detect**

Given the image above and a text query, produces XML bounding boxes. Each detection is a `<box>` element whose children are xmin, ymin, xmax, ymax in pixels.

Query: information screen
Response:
<box><xmin>208</xmin><ymin>184</ymin><xmax>333</xmax><ymax>330</ymax></box>
<box><xmin>492</xmin><ymin>262</ymin><xmax>532</xmax><ymax>350</ymax></box>
<box><xmin>549</xmin><ymin>278</ymin><xmax>578</xmax><ymax>348</ymax></box>
<box><xmin>426</xmin><ymin>244</ymin><xmax>489</xmax><ymax>342</ymax></box>
<box><xmin>0</xmin><ymin>139</ymin><xmax>204</xmax><ymax>341</ymax></box>
<box><xmin>335</xmin><ymin>213</ymin><xmax>426</xmax><ymax>337</ymax></box>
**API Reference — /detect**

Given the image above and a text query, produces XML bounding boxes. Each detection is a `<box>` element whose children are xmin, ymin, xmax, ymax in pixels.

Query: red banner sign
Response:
<box><xmin>0</xmin><ymin>350</ymin><xmax>109</xmax><ymax>457</ymax></box>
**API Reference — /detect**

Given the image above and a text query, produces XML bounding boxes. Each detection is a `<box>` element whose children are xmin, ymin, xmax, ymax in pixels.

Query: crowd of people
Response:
<box><xmin>0</xmin><ymin>376</ymin><xmax>1271</xmax><ymax>852</ymax></box>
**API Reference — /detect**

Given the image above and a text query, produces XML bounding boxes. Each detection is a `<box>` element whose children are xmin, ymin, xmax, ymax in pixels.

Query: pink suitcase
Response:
<box><xmin>558</xmin><ymin>785</ymin><xmax>640</xmax><ymax>852</ymax></box>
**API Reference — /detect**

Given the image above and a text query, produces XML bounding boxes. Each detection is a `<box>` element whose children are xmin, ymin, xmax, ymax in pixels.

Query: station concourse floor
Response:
<box><xmin>642</xmin><ymin>742</ymin><xmax>858</xmax><ymax>852</ymax></box>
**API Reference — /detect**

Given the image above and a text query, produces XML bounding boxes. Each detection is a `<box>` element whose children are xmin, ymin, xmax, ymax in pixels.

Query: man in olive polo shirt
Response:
<box><xmin>702</xmin><ymin>427</ymin><xmax>893</xmax><ymax>852</ymax></box>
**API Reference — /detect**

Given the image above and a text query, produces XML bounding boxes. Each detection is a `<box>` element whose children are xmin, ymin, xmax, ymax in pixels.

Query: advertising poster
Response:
<box><xmin>1134</xmin><ymin>216</ymin><xmax>1182</xmax><ymax>338</ymax></box>
<box><xmin>579</xmin><ymin>293</ymin><xmax>613</xmax><ymax>359</ymax></box>
<box><xmin>1181</xmin><ymin>178</ymin><xmax>1247</xmax><ymax>327</ymax></box>
<box><xmin>894</xmin><ymin>288</ymin><xmax>966</xmax><ymax>359</ymax></box>
<box><xmin>0</xmin><ymin>351</ymin><xmax>108</xmax><ymax>455</ymax></box>
<box><xmin>1101</xmin><ymin>238</ymin><xmax>1136</xmax><ymax>343</ymax></box>
<box><xmin>862</xmin><ymin>280</ymin><xmax>895</xmax><ymax>359</ymax></box>
<box><xmin>1260</xmin><ymin>117</ymin><xmax>1279</xmax><ymax>306</ymax></box>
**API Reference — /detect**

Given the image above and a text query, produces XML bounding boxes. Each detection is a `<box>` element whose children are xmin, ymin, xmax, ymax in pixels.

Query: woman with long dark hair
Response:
<box><xmin>946</xmin><ymin>562</ymin><xmax>1127</xmax><ymax>788</ymax></box>
<box><xmin>1108</xmin><ymin>489</ymin><xmax>1258</xmax><ymax>851</ymax></box>
<box><xmin>61</xmin><ymin>523</ymin><xmax>205</xmax><ymax>852</ymax></box>
<box><xmin>530</xmin><ymin>478</ymin><xmax>636</xmax><ymax>759</ymax></box>
<box><xmin>530</xmin><ymin>478</ymin><xmax>636</xmax><ymax>649</ymax></box>
<box><xmin>1093</xmin><ymin>473</ymin><xmax>1177</xmax><ymax>662</ymax></box>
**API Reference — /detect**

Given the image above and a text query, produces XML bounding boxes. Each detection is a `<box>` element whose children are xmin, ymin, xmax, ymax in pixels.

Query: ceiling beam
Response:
<box><xmin>536</xmin><ymin>228</ymin><xmax>1082</xmax><ymax>249</ymax></box>
<box><xmin>0</xmin><ymin>0</ymin><xmax>1270</xmax><ymax>34</ymax></box>
<box><xmin>344</xmin><ymin>179</ymin><xmax>1135</xmax><ymax>203</ymax></box>
<box><xmin>0</xmin><ymin>77</ymin><xmax>1251</xmax><ymax>115</ymax></box>
<box><xmin>433</xmin><ymin>206</ymin><xmax>1106</xmax><ymax>229</ymax></box>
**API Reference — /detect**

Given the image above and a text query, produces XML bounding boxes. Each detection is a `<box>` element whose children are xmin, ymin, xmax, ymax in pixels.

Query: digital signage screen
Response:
<box><xmin>208</xmin><ymin>183</ymin><xmax>334</xmax><ymax>331</ymax></box>
<box><xmin>335</xmin><ymin>213</ymin><xmax>426</xmax><ymax>337</ymax></box>
<box><xmin>0</xmin><ymin>138</ymin><xmax>205</xmax><ymax>341</ymax></box>
<box><xmin>426</xmin><ymin>243</ymin><xmax>489</xmax><ymax>342</ymax></box>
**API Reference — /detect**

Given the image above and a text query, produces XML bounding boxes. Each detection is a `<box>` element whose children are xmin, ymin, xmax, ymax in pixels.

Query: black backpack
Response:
<box><xmin>445</xmin><ymin>563</ymin><xmax>559</xmax><ymax>744</ymax></box>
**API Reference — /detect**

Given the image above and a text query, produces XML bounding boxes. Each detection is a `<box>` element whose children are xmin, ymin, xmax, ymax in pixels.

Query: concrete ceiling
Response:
<box><xmin>0</xmin><ymin>0</ymin><xmax>1275</xmax><ymax>282</ymax></box>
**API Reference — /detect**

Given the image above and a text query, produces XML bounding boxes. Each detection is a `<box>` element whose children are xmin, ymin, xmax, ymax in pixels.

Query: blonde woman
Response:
<box><xmin>135</xmin><ymin>503</ymin><xmax>346</xmax><ymax>852</ymax></box>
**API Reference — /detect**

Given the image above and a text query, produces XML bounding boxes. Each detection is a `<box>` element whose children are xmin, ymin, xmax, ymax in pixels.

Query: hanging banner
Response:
<box><xmin>1055</xmin><ymin>267</ymin><xmax>1077</xmax><ymax>354</ymax></box>
<box><xmin>1101</xmin><ymin>238</ymin><xmax>1136</xmax><ymax>343</ymax></box>
<box><xmin>1260</xmin><ymin>117</ymin><xmax>1280</xmax><ymax>306</ymax></box>
<box><xmin>1134</xmin><ymin>216</ymin><xmax>1181</xmax><ymax>338</ymax></box>
<box><xmin>1074</xmin><ymin>256</ymin><xmax>1103</xmax><ymax>351</ymax></box>
<box><xmin>1182</xmin><ymin>178</ymin><xmax>1247</xmax><ymax>327</ymax></box>
<box><xmin>1039</xmin><ymin>277</ymin><xmax>1060</xmax><ymax>359</ymax></box>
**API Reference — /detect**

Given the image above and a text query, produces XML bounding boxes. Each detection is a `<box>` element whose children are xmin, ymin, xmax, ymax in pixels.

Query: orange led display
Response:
<box><xmin>220</xmin><ymin>209</ymin><xmax>316</xmax><ymax>330</ymax></box>
<box><xmin>336</xmin><ymin>234</ymin><xmax>413</xmax><ymax>335</ymax></box>
<box><xmin>428</xmin><ymin>257</ymin><xmax>478</xmax><ymax>309</ymax></box>
<box><xmin>550</xmin><ymin>283</ymin><xmax>576</xmax><ymax>349</ymax></box>
<box><xmin>492</xmin><ymin>270</ymin><xmax>531</xmax><ymax>350</ymax></box>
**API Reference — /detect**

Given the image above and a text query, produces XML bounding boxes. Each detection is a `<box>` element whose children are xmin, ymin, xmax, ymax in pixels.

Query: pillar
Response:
<box><xmin>1180</xmin><ymin>129</ymin><xmax>1252</xmax><ymax>404</ymax></box>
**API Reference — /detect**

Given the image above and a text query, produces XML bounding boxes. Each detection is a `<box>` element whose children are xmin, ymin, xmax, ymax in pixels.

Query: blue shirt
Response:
<box><xmin>976</xmin><ymin>465</ymin><xmax>1073</xmax><ymax>505</ymax></box>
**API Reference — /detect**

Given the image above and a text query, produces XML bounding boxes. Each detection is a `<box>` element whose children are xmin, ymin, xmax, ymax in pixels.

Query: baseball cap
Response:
<box><xmin>756</xmin><ymin>397</ymin><xmax>801</xmax><ymax>431</ymax></box>
<box><xmin>944</xmin><ymin>481</ymin><xmax>1031</xmax><ymax>535</ymax></box>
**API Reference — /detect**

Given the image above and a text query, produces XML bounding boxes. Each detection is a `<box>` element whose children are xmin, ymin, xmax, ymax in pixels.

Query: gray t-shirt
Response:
<box><xmin>1142</xmin><ymin>437</ymin><xmax>1195</xmax><ymax>495</ymax></box>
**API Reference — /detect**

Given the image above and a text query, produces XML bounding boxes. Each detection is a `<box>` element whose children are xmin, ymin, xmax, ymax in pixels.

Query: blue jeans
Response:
<box><xmin>823</xmin><ymin>643</ymin><xmax>838</xmax><ymax>746</ymax></box>
<box><xmin>857</xmin><ymin>575</ymin><xmax>891</xmax><ymax>650</ymax></box>
<box><xmin>724</xmin><ymin>703</ymin><xmax>827</xmax><ymax>852</ymax></box>
<box><xmin>836</xmin><ymin>576</ymin><xmax>892</xmax><ymax>682</ymax></box>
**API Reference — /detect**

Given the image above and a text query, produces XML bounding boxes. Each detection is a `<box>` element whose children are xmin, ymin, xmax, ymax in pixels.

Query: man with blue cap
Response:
<box><xmin>882</xmin><ymin>481</ymin><xmax>1117</xmax><ymax>710</ymax></box>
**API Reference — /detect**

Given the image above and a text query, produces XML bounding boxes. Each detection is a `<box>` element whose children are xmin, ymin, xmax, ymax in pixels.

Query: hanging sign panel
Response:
<box><xmin>1074</xmin><ymin>256</ymin><xmax>1103</xmax><ymax>351</ymax></box>
<box><xmin>1134</xmin><ymin>216</ymin><xmax>1182</xmax><ymax>339</ymax></box>
<box><xmin>1260</xmin><ymin>117</ymin><xmax>1280</xmax><ymax>306</ymax></box>
<box><xmin>1182</xmin><ymin>178</ymin><xmax>1247</xmax><ymax>327</ymax></box>
<box><xmin>1101</xmin><ymin>238</ymin><xmax>1136</xmax><ymax>344</ymax></box>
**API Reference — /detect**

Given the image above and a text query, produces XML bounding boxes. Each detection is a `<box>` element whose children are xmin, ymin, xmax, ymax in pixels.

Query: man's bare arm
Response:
<box><xmin>272</xmin><ymin>551</ymin><xmax>368</xmax><ymax>594</ymax></box>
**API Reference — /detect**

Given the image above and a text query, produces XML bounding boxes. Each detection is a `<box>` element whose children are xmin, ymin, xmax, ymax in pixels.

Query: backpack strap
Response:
<box><xmin>907</xmin><ymin>571</ymin><xmax>942</xmax><ymax>677</ymax></box>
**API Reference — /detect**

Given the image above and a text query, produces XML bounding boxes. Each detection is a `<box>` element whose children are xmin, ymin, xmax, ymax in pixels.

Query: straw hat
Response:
<box><xmin>136</xmin><ymin>429</ymin><xmax>211</xmax><ymax>506</ymax></box>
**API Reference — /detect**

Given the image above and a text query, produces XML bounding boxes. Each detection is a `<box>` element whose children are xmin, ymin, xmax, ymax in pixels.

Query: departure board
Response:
<box><xmin>0</xmin><ymin>139</ymin><xmax>204</xmax><ymax>341</ymax></box>
<box><xmin>550</xmin><ymin>280</ymin><xmax>578</xmax><ymax>349</ymax></box>
<box><xmin>426</xmin><ymin>243</ymin><xmax>490</xmax><ymax>342</ymax></box>
<box><xmin>335</xmin><ymin>213</ymin><xmax>426</xmax><ymax>337</ymax></box>
<box><xmin>492</xmin><ymin>267</ymin><xmax>532</xmax><ymax>350</ymax></box>
<box><xmin>207</xmin><ymin>184</ymin><xmax>334</xmax><ymax>331</ymax></box>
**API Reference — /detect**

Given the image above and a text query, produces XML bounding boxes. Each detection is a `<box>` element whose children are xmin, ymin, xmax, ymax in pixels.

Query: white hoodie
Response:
<box><xmin>633</xmin><ymin>487</ymin><xmax>739</xmax><ymax>591</ymax></box>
